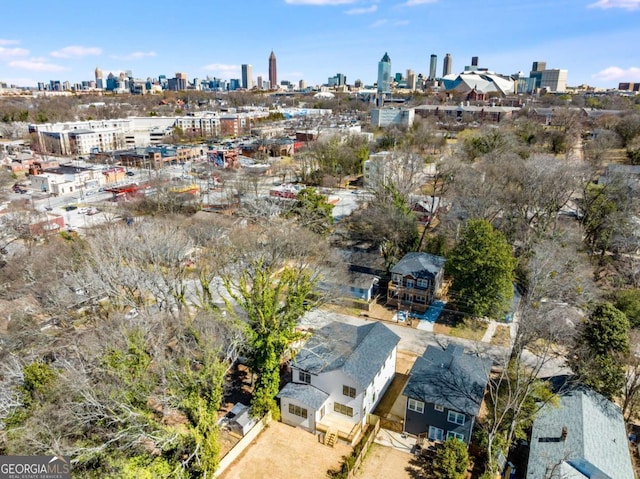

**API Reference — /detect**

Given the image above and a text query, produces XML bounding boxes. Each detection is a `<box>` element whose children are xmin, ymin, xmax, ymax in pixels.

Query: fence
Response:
<box><xmin>214</xmin><ymin>412</ymin><xmax>272</xmax><ymax>478</ymax></box>
<box><xmin>347</xmin><ymin>415</ymin><xmax>381</xmax><ymax>479</ymax></box>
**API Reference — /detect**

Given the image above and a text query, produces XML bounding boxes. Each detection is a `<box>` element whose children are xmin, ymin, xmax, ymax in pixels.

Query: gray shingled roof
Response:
<box><xmin>293</xmin><ymin>321</ymin><xmax>400</xmax><ymax>389</ymax></box>
<box><xmin>402</xmin><ymin>343</ymin><xmax>492</xmax><ymax>417</ymax></box>
<box><xmin>277</xmin><ymin>383</ymin><xmax>329</xmax><ymax>410</ymax></box>
<box><xmin>526</xmin><ymin>388</ymin><xmax>634</xmax><ymax>479</ymax></box>
<box><xmin>390</xmin><ymin>252</ymin><xmax>445</xmax><ymax>279</ymax></box>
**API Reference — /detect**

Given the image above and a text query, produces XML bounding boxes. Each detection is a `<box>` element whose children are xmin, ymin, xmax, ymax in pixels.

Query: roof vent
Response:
<box><xmin>561</xmin><ymin>426</ymin><xmax>568</xmax><ymax>441</ymax></box>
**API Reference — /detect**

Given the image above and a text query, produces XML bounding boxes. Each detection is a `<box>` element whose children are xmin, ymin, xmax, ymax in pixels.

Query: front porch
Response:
<box><xmin>316</xmin><ymin>413</ymin><xmax>363</xmax><ymax>446</ymax></box>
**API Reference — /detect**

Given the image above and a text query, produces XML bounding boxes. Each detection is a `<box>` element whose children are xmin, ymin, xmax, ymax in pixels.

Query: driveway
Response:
<box><xmin>220</xmin><ymin>421</ymin><xmax>351</xmax><ymax>479</ymax></box>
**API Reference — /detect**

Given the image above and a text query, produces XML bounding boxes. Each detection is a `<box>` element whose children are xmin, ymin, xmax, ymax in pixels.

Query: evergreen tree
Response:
<box><xmin>446</xmin><ymin>219</ymin><xmax>516</xmax><ymax>318</ymax></box>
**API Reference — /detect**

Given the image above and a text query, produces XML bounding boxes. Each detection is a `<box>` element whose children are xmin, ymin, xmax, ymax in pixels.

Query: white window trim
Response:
<box><xmin>434</xmin><ymin>404</ymin><xmax>444</xmax><ymax>412</ymax></box>
<box><xmin>408</xmin><ymin>398</ymin><xmax>425</xmax><ymax>414</ymax></box>
<box><xmin>447</xmin><ymin>431</ymin><xmax>465</xmax><ymax>441</ymax></box>
<box><xmin>428</xmin><ymin>426</ymin><xmax>444</xmax><ymax>441</ymax></box>
<box><xmin>299</xmin><ymin>370</ymin><xmax>311</xmax><ymax>384</ymax></box>
<box><xmin>447</xmin><ymin>411</ymin><xmax>465</xmax><ymax>426</ymax></box>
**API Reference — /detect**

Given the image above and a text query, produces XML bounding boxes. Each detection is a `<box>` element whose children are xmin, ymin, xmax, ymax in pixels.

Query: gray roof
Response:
<box><xmin>390</xmin><ymin>252</ymin><xmax>446</xmax><ymax>280</ymax></box>
<box><xmin>293</xmin><ymin>321</ymin><xmax>400</xmax><ymax>388</ymax></box>
<box><xmin>526</xmin><ymin>388</ymin><xmax>634</xmax><ymax>479</ymax></box>
<box><xmin>277</xmin><ymin>383</ymin><xmax>329</xmax><ymax>410</ymax></box>
<box><xmin>403</xmin><ymin>343</ymin><xmax>492</xmax><ymax>417</ymax></box>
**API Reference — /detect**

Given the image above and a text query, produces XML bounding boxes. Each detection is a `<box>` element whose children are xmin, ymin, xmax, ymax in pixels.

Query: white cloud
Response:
<box><xmin>402</xmin><ymin>0</ymin><xmax>438</xmax><ymax>5</ymax></box>
<box><xmin>370</xmin><ymin>19</ymin><xmax>388</xmax><ymax>27</ymax></box>
<box><xmin>8</xmin><ymin>59</ymin><xmax>67</xmax><ymax>72</ymax></box>
<box><xmin>110</xmin><ymin>51</ymin><xmax>157</xmax><ymax>61</ymax></box>
<box><xmin>202</xmin><ymin>63</ymin><xmax>241</xmax><ymax>77</ymax></box>
<box><xmin>0</xmin><ymin>39</ymin><xmax>20</xmax><ymax>46</ymax></box>
<box><xmin>592</xmin><ymin>66</ymin><xmax>640</xmax><ymax>82</ymax></box>
<box><xmin>588</xmin><ymin>0</ymin><xmax>640</xmax><ymax>9</ymax></box>
<box><xmin>285</xmin><ymin>0</ymin><xmax>356</xmax><ymax>4</ymax></box>
<box><xmin>50</xmin><ymin>45</ymin><xmax>102</xmax><ymax>58</ymax></box>
<box><xmin>0</xmin><ymin>47</ymin><xmax>29</xmax><ymax>60</ymax></box>
<box><xmin>345</xmin><ymin>4</ymin><xmax>378</xmax><ymax>14</ymax></box>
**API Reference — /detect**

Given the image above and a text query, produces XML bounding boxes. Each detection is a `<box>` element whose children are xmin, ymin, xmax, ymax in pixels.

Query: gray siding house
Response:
<box><xmin>387</xmin><ymin>252</ymin><xmax>446</xmax><ymax>313</ymax></box>
<box><xmin>402</xmin><ymin>343</ymin><xmax>491</xmax><ymax>444</ymax></box>
<box><xmin>526</xmin><ymin>388</ymin><xmax>634</xmax><ymax>479</ymax></box>
<box><xmin>278</xmin><ymin>321</ymin><xmax>400</xmax><ymax>444</ymax></box>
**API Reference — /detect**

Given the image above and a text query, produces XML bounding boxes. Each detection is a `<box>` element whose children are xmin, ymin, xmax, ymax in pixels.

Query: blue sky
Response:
<box><xmin>0</xmin><ymin>0</ymin><xmax>639</xmax><ymax>89</ymax></box>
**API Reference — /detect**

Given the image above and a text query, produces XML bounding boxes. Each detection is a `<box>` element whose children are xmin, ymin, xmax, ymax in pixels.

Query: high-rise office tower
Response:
<box><xmin>377</xmin><ymin>52</ymin><xmax>391</xmax><ymax>94</ymax></box>
<box><xmin>241</xmin><ymin>64</ymin><xmax>253</xmax><ymax>89</ymax></box>
<box><xmin>175</xmin><ymin>72</ymin><xmax>188</xmax><ymax>90</ymax></box>
<box><xmin>531</xmin><ymin>61</ymin><xmax>546</xmax><ymax>72</ymax></box>
<box><xmin>268</xmin><ymin>51</ymin><xmax>277</xmax><ymax>89</ymax></box>
<box><xmin>95</xmin><ymin>66</ymin><xmax>103</xmax><ymax>89</ymax></box>
<box><xmin>443</xmin><ymin>53</ymin><xmax>452</xmax><ymax>76</ymax></box>
<box><xmin>429</xmin><ymin>54</ymin><xmax>437</xmax><ymax>80</ymax></box>
<box><xmin>529</xmin><ymin>61</ymin><xmax>547</xmax><ymax>90</ymax></box>
<box><xmin>471</xmin><ymin>56</ymin><xmax>479</xmax><ymax>67</ymax></box>
<box><xmin>407</xmin><ymin>69</ymin><xmax>416</xmax><ymax>90</ymax></box>
<box><xmin>257</xmin><ymin>75</ymin><xmax>264</xmax><ymax>89</ymax></box>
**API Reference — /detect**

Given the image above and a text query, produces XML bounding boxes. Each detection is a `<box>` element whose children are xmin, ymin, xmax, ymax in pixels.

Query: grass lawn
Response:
<box><xmin>434</xmin><ymin>310</ymin><xmax>488</xmax><ymax>341</ymax></box>
<box><xmin>490</xmin><ymin>325</ymin><xmax>512</xmax><ymax>347</ymax></box>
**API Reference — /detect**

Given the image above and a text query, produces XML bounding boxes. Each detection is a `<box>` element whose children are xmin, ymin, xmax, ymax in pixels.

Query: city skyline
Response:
<box><xmin>0</xmin><ymin>0</ymin><xmax>639</xmax><ymax>89</ymax></box>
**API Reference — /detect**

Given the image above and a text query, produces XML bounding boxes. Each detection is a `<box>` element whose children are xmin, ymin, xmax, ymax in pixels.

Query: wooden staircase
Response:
<box><xmin>325</xmin><ymin>430</ymin><xmax>337</xmax><ymax>447</ymax></box>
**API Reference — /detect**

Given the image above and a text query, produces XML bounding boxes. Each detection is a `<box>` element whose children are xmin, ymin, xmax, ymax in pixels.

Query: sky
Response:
<box><xmin>0</xmin><ymin>0</ymin><xmax>639</xmax><ymax>89</ymax></box>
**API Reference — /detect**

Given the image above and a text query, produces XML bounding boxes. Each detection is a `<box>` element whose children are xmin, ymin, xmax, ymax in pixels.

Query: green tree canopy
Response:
<box><xmin>431</xmin><ymin>437</ymin><xmax>470</xmax><ymax>479</ymax></box>
<box><xmin>286</xmin><ymin>187</ymin><xmax>334</xmax><ymax>236</ymax></box>
<box><xmin>570</xmin><ymin>302</ymin><xmax>630</xmax><ymax>399</ymax></box>
<box><xmin>446</xmin><ymin>219</ymin><xmax>516</xmax><ymax>318</ymax></box>
<box><xmin>613</xmin><ymin>289</ymin><xmax>640</xmax><ymax>329</ymax></box>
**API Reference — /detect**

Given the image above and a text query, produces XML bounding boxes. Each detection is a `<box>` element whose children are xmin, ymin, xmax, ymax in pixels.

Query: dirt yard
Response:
<box><xmin>220</xmin><ymin>421</ymin><xmax>352</xmax><ymax>479</ymax></box>
<box><xmin>355</xmin><ymin>443</ymin><xmax>422</xmax><ymax>479</ymax></box>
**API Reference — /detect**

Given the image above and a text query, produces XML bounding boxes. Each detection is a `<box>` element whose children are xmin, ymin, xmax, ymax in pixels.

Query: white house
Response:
<box><xmin>278</xmin><ymin>321</ymin><xmax>400</xmax><ymax>444</ymax></box>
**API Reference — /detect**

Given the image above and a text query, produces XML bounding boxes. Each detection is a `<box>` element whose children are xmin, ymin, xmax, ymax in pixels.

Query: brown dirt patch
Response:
<box><xmin>354</xmin><ymin>443</ymin><xmax>420</xmax><ymax>479</ymax></box>
<box><xmin>490</xmin><ymin>325</ymin><xmax>511</xmax><ymax>347</ymax></box>
<box><xmin>220</xmin><ymin>421</ymin><xmax>352</xmax><ymax>479</ymax></box>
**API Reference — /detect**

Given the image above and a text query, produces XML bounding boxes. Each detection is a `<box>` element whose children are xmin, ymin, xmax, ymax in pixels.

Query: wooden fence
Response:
<box><xmin>214</xmin><ymin>412</ymin><xmax>272</xmax><ymax>478</ymax></box>
<box><xmin>347</xmin><ymin>415</ymin><xmax>381</xmax><ymax>479</ymax></box>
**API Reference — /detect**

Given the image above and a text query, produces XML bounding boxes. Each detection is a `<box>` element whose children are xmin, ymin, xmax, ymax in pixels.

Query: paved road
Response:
<box><xmin>300</xmin><ymin>308</ymin><xmax>571</xmax><ymax>379</ymax></box>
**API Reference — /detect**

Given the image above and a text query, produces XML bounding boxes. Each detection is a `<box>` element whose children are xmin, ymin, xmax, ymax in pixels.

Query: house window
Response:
<box><xmin>428</xmin><ymin>426</ymin><xmax>444</xmax><ymax>441</ymax></box>
<box><xmin>343</xmin><ymin>385</ymin><xmax>356</xmax><ymax>398</ymax></box>
<box><xmin>447</xmin><ymin>431</ymin><xmax>465</xmax><ymax>441</ymax></box>
<box><xmin>334</xmin><ymin>402</ymin><xmax>354</xmax><ymax>417</ymax></box>
<box><xmin>392</xmin><ymin>274</ymin><xmax>402</xmax><ymax>284</ymax></box>
<box><xmin>299</xmin><ymin>371</ymin><xmax>311</xmax><ymax>384</ymax></box>
<box><xmin>288</xmin><ymin>404</ymin><xmax>308</xmax><ymax>419</ymax></box>
<box><xmin>434</xmin><ymin>404</ymin><xmax>444</xmax><ymax>412</ymax></box>
<box><xmin>417</xmin><ymin>278</ymin><xmax>429</xmax><ymax>289</ymax></box>
<box><xmin>415</xmin><ymin>295</ymin><xmax>426</xmax><ymax>304</ymax></box>
<box><xmin>408</xmin><ymin>398</ymin><xmax>425</xmax><ymax>414</ymax></box>
<box><xmin>405</xmin><ymin>279</ymin><xmax>415</xmax><ymax>289</ymax></box>
<box><xmin>447</xmin><ymin>411</ymin><xmax>465</xmax><ymax>426</ymax></box>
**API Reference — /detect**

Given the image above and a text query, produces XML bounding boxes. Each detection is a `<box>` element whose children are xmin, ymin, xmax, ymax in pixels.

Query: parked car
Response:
<box><xmin>126</xmin><ymin>171</ymin><xmax>135</xmax><ymax>176</ymax></box>
<box><xmin>65</xmin><ymin>205</ymin><xmax>78</xmax><ymax>211</ymax></box>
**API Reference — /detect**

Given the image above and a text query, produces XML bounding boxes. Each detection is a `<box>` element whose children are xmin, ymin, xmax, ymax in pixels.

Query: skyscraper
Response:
<box><xmin>407</xmin><ymin>70</ymin><xmax>416</xmax><ymax>90</ymax></box>
<box><xmin>530</xmin><ymin>61</ymin><xmax>547</xmax><ymax>90</ymax></box>
<box><xmin>443</xmin><ymin>53</ymin><xmax>452</xmax><ymax>76</ymax></box>
<box><xmin>257</xmin><ymin>75</ymin><xmax>263</xmax><ymax>89</ymax></box>
<box><xmin>241</xmin><ymin>64</ymin><xmax>253</xmax><ymax>89</ymax></box>
<box><xmin>377</xmin><ymin>52</ymin><xmax>391</xmax><ymax>94</ymax></box>
<box><xmin>429</xmin><ymin>54</ymin><xmax>437</xmax><ymax>80</ymax></box>
<box><xmin>95</xmin><ymin>66</ymin><xmax>103</xmax><ymax>89</ymax></box>
<box><xmin>268</xmin><ymin>51</ymin><xmax>277</xmax><ymax>89</ymax></box>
